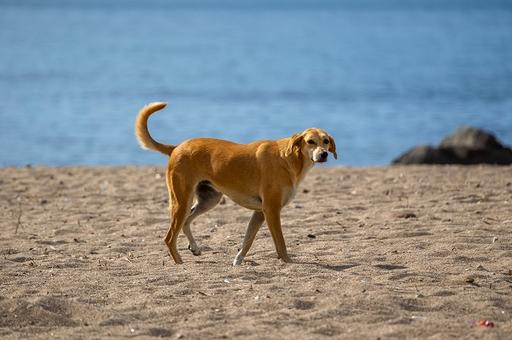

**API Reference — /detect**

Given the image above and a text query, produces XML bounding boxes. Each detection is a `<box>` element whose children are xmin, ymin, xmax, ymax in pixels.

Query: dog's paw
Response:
<box><xmin>188</xmin><ymin>244</ymin><xmax>202</xmax><ymax>256</ymax></box>
<box><xmin>233</xmin><ymin>255</ymin><xmax>244</xmax><ymax>266</ymax></box>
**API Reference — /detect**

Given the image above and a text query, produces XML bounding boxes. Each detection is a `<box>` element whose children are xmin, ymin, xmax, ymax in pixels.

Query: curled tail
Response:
<box><xmin>135</xmin><ymin>102</ymin><xmax>175</xmax><ymax>156</ymax></box>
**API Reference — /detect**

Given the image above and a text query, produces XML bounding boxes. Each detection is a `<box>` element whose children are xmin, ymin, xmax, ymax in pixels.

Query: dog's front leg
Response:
<box><xmin>262</xmin><ymin>201</ymin><xmax>291</xmax><ymax>263</ymax></box>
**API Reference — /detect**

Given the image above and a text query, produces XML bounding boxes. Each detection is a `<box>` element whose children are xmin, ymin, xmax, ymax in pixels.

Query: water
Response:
<box><xmin>1</xmin><ymin>0</ymin><xmax>511</xmax><ymax>166</ymax></box>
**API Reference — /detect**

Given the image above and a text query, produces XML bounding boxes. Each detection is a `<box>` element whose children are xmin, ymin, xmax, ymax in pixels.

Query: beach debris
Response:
<box><xmin>472</xmin><ymin>320</ymin><xmax>495</xmax><ymax>328</ymax></box>
<box><xmin>223</xmin><ymin>279</ymin><xmax>230</xmax><ymax>284</ymax></box>
<box><xmin>307</xmin><ymin>234</ymin><xmax>316</xmax><ymax>239</ymax></box>
<box><xmin>15</xmin><ymin>202</ymin><xmax>23</xmax><ymax>234</ymax></box>
<box><xmin>411</xmin><ymin>315</ymin><xmax>426</xmax><ymax>321</ymax></box>
<box><xmin>395</xmin><ymin>212</ymin><xmax>417</xmax><ymax>219</ymax></box>
<box><xmin>492</xmin><ymin>237</ymin><xmax>498</xmax><ymax>243</ymax></box>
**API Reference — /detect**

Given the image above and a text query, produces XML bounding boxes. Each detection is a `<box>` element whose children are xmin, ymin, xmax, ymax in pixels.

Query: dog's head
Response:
<box><xmin>285</xmin><ymin>128</ymin><xmax>337</xmax><ymax>163</ymax></box>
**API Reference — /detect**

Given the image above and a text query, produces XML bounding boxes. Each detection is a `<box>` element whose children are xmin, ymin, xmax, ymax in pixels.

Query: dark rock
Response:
<box><xmin>393</xmin><ymin>126</ymin><xmax>512</xmax><ymax>165</ymax></box>
<box><xmin>392</xmin><ymin>145</ymin><xmax>456</xmax><ymax>165</ymax></box>
<box><xmin>440</xmin><ymin>126</ymin><xmax>505</xmax><ymax>150</ymax></box>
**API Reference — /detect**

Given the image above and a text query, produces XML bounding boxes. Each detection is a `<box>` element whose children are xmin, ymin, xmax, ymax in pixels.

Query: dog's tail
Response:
<box><xmin>135</xmin><ymin>102</ymin><xmax>175</xmax><ymax>156</ymax></box>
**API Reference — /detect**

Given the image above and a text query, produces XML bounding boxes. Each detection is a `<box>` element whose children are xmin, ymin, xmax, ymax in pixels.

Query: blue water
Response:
<box><xmin>1</xmin><ymin>0</ymin><xmax>511</xmax><ymax>166</ymax></box>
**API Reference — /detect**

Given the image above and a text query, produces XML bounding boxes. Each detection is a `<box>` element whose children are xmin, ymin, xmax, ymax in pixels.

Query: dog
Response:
<box><xmin>135</xmin><ymin>102</ymin><xmax>337</xmax><ymax>265</ymax></box>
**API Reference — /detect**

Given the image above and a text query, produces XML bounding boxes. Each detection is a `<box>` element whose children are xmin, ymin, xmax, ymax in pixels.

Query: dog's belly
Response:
<box><xmin>203</xmin><ymin>181</ymin><xmax>297</xmax><ymax>211</ymax></box>
<box><xmin>203</xmin><ymin>180</ymin><xmax>263</xmax><ymax>210</ymax></box>
<box><xmin>224</xmin><ymin>191</ymin><xmax>262</xmax><ymax>210</ymax></box>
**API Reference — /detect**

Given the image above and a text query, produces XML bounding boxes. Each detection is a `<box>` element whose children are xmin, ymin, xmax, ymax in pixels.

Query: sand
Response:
<box><xmin>1</xmin><ymin>165</ymin><xmax>511</xmax><ymax>339</ymax></box>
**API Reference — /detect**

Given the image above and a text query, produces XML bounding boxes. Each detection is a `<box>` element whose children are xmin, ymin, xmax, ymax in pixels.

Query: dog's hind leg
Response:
<box><xmin>164</xmin><ymin>179</ymin><xmax>194</xmax><ymax>264</ymax></box>
<box><xmin>182</xmin><ymin>183</ymin><xmax>223</xmax><ymax>256</ymax></box>
<box><xmin>233</xmin><ymin>211</ymin><xmax>265</xmax><ymax>266</ymax></box>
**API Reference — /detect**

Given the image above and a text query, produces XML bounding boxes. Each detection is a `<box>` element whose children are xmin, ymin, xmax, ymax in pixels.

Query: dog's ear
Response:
<box><xmin>285</xmin><ymin>133</ymin><xmax>303</xmax><ymax>157</ymax></box>
<box><xmin>328</xmin><ymin>135</ymin><xmax>338</xmax><ymax>159</ymax></box>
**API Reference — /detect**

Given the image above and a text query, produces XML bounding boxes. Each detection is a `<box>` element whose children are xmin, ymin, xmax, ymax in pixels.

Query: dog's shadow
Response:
<box><xmin>294</xmin><ymin>261</ymin><xmax>360</xmax><ymax>272</ymax></box>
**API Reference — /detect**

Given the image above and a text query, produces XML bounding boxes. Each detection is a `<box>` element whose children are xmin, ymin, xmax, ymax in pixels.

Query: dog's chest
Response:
<box><xmin>281</xmin><ymin>187</ymin><xmax>297</xmax><ymax>207</ymax></box>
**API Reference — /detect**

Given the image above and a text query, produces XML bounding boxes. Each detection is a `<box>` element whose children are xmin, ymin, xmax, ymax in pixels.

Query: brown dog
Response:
<box><xmin>135</xmin><ymin>102</ymin><xmax>337</xmax><ymax>265</ymax></box>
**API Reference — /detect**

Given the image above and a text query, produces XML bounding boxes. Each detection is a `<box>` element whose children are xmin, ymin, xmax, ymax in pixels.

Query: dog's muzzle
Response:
<box><xmin>315</xmin><ymin>151</ymin><xmax>329</xmax><ymax>163</ymax></box>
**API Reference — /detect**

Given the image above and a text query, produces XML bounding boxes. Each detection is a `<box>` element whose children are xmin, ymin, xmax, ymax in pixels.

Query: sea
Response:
<box><xmin>1</xmin><ymin>0</ymin><xmax>511</xmax><ymax>166</ymax></box>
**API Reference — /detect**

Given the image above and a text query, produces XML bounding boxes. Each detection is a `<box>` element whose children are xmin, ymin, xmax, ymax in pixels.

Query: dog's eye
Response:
<box><xmin>307</xmin><ymin>140</ymin><xmax>315</xmax><ymax>145</ymax></box>
<box><xmin>323</xmin><ymin>139</ymin><xmax>330</xmax><ymax>144</ymax></box>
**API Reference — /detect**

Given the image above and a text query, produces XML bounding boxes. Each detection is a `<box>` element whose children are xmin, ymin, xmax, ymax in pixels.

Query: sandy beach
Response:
<box><xmin>1</xmin><ymin>165</ymin><xmax>511</xmax><ymax>339</ymax></box>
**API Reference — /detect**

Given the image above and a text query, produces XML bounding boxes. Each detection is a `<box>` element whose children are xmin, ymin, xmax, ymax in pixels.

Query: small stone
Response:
<box><xmin>396</xmin><ymin>212</ymin><xmax>417</xmax><ymax>219</ymax></box>
<box><xmin>307</xmin><ymin>234</ymin><xmax>316</xmax><ymax>239</ymax></box>
<box><xmin>464</xmin><ymin>276</ymin><xmax>475</xmax><ymax>284</ymax></box>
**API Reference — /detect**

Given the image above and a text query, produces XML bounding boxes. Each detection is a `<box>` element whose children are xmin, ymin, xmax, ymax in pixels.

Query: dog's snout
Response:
<box><xmin>321</xmin><ymin>151</ymin><xmax>328</xmax><ymax>159</ymax></box>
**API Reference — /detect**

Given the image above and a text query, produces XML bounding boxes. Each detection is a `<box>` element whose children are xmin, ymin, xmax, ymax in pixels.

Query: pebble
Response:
<box><xmin>464</xmin><ymin>276</ymin><xmax>475</xmax><ymax>284</ymax></box>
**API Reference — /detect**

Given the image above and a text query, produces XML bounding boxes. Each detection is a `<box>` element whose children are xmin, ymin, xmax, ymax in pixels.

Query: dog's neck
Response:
<box><xmin>282</xmin><ymin>147</ymin><xmax>314</xmax><ymax>186</ymax></box>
